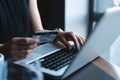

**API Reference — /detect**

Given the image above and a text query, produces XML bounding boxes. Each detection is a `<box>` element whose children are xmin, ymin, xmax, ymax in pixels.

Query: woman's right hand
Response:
<box><xmin>1</xmin><ymin>37</ymin><xmax>39</xmax><ymax>60</ymax></box>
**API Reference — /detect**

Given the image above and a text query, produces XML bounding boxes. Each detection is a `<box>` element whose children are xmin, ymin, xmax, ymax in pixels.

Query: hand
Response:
<box><xmin>1</xmin><ymin>37</ymin><xmax>39</xmax><ymax>60</ymax></box>
<box><xmin>54</xmin><ymin>31</ymin><xmax>86</xmax><ymax>50</ymax></box>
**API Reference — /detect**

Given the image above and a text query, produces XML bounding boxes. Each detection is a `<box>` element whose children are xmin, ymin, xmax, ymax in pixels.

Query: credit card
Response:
<box><xmin>33</xmin><ymin>30</ymin><xmax>58</xmax><ymax>44</ymax></box>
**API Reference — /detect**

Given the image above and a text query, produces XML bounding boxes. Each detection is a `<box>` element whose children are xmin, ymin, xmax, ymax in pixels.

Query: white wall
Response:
<box><xmin>65</xmin><ymin>0</ymin><xmax>89</xmax><ymax>38</ymax></box>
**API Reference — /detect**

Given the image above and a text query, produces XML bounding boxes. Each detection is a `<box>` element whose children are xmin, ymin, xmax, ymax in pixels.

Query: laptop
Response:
<box><xmin>14</xmin><ymin>7</ymin><xmax>120</xmax><ymax>79</ymax></box>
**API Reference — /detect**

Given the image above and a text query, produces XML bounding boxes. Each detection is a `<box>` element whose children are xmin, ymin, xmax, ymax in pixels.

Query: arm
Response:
<box><xmin>29</xmin><ymin>0</ymin><xmax>44</xmax><ymax>32</ymax></box>
<box><xmin>0</xmin><ymin>0</ymin><xmax>85</xmax><ymax>60</ymax></box>
<box><xmin>0</xmin><ymin>0</ymin><xmax>41</xmax><ymax>60</ymax></box>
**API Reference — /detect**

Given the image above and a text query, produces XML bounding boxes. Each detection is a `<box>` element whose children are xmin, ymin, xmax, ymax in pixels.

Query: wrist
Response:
<box><xmin>0</xmin><ymin>43</ymin><xmax>11</xmax><ymax>59</ymax></box>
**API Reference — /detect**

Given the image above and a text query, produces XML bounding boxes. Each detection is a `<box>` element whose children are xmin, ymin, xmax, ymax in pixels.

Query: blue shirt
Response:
<box><xmin>0</xmin><ymin>0</ymin><xmax>30</xmax><ymax>43</ymax></box>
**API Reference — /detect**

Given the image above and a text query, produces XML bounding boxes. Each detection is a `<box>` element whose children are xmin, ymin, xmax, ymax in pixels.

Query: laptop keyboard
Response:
<box><xmin>40</xmin><ymin>47</ymin><xmax>77</xmax><ymax>71</ymax></box>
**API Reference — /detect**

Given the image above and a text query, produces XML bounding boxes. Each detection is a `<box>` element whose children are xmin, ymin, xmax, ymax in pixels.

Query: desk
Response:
<box><xmin>64</xmin><ymin>57</ymin><xmax>120</xmax><ymax>80</ymax></box>
<box><xmin>7</xmin><ymin>57</ymin><xmax>120</xmax><ymax>80</ymax></box>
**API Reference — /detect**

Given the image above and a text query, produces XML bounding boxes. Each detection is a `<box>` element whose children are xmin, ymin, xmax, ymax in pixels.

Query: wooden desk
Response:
<box><xmin>64</xmin><ymin>57</ymin><xmax>120</xmax><ymax>80</ymax></box>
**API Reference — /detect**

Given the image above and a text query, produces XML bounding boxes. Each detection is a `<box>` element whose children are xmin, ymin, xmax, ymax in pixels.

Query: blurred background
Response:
<box><xmin>37</xmin><ymin>0</ymin><xmax>116</xmax><ymax>37</ymax></box>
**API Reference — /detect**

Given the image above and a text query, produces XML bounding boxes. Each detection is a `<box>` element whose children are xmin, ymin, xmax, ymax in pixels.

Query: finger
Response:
<box><xmin>76</xmin><ymin>35</ymin><xmax>85</xmax><ymax>45</ymax></box>
<box><xmin>55</xmin><ymin>28</ymin><xmax>64</xmax><ymax>32</ymax></box>
<box><xmin>17</xmin><ymin>43</ymin><xmax>38</xmax><ymax>50</ymax></box>
<box><xmin>13</xmin><ymin>37</ymin><xmax>39</xmax><ymax>45</ymax></box>
<box><xmin>68</xmin><ymin>32</ymin><xmax>80</xmax><ymax>50</ymax></box>
<box><xmin>53</xmin><ymin>35</ymin><xmax>58</xmax><ymax>43</ymax></box>
<box><xmin>11</xmin><ymin>49</ymin><xmax>33</xmax><ymax>57</ymax></box>
<box><xmin>13</xmin><ymin>53</ymin><xmax>28</xmax><ymax>61</ymax></box>
<box><xmin>59</xmin><ymin>37</ymin><xmax>72</xmax><ymax>50</ymax></box>
<box><xmin>11</xmin><ymin>43</ymin><xmax>37</xmax><ymax>52</ymax></box>
<box><xmin>20</xmin><ymin>49</ymin><xmax>33</xmax><ymax>54</ymax></box>
<box><xmin>58</xmin><ymin>28</ymin><xmax>64</xmax><ymax>32</ymax></box>
<box><xmin>54</xmin><ymin>32</ymin><xmax>63</xmax><ymax>42</ymax></box>
<box><xmin>81</xmin><ymin>37</ymin><xmax>86</xmax><ymax>44</ymax></box>
<box><xmin>82</xmin><ymin>37</ymin><xmax>86</xmax><ymax>43</ymax></box>
<box><xmin>12</xmin><ymin>49</ymin><xmax>33</xmax><ymax>60</ymax></box>
<box><xmin>76</xmin><ymin>36</ymin><xmax>83</xmax><ymax>46</ymax></box>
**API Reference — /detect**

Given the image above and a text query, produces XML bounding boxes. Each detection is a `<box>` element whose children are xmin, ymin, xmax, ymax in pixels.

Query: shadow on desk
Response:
<box><xmin>7</xmin><ymin>57</ymin><xmax>120</xmax><ymax>80</ymax></box>
<box><xmin>65</xmin><ymin>61</ymin><xmax>114</xmax><ymax>80</ymax></box>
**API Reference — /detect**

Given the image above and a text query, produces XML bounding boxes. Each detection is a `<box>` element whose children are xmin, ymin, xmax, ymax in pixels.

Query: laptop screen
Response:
<box><xmin>62</xmin><ymin>7</ymin><xmax>120</xmax><ymax>79</ymax></box>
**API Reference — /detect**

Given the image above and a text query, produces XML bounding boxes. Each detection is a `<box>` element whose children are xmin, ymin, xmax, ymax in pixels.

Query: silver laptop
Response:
<box><xmin>14</xmin><ymin>7</ymin><xmax>120</xmax><ymax>79</ymax></box>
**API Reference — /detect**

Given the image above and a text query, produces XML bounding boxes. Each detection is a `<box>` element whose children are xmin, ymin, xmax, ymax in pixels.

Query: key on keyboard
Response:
<box><xmin>40</xmin><ymin>48</ymin><xmax>77</xmax><ymax>71</ymax></box>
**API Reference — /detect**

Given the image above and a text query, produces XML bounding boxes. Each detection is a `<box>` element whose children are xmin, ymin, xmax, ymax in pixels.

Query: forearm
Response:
<box><xmin>30</xmin><ymin>0</ymin><xmax>44</xmax><ymax>32</ymax></box>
